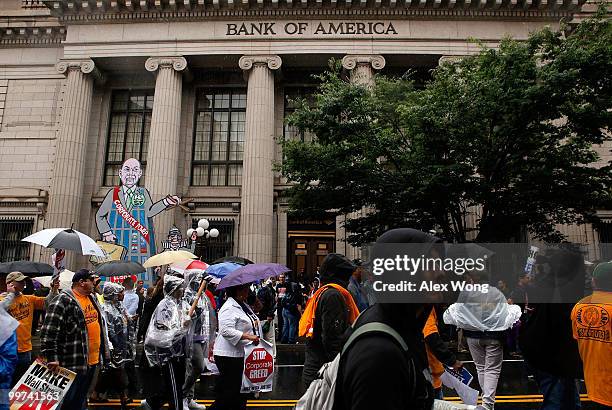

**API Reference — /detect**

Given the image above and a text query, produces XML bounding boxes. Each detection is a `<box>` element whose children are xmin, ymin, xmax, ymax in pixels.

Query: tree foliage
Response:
<box><xmin>279</xmin><ymin>11</ymin><xmax>612</xmax><ymax>244</ymax></box>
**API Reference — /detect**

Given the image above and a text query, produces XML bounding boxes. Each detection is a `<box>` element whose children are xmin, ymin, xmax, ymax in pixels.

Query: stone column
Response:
<box><xmin>341</xmin><ymin>54</ymin><xmax>386</xmax><ymax>88</ymax></box>
<box><xmin>144</xmin><ymin>56</ymin><xmax>187</xmax><ymax>245</ymax></box>
<box><xmin>46</xmin><ymin>59</ymin><xmax>102</xmax><ymax>268</ymax></box>
<box><xmin>238</xmin><ymin>55</ymin><xmax>282</xmax><ymax>263</ymax></box>
<box><xmin>338</xmin><ymin>55</ymin><xmax>386</xmax><ymax>258</ymax></box>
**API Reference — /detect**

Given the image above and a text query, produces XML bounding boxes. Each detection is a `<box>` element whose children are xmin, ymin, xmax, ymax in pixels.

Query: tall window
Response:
<box><xmin>0</xmin><ymin>219</ymin><xmax>34</xmax><ymax>261</ymax></box>
<box><xmin>103</xmin><ymin>90</ymin><xmax>154</xmax><ymax>186</ymax></box>
<box><xmin>284</xmin><ymin>87</ymin><xmax>316</xmax><ymax>142</ymax></box>
<box><xmin>192</xmin><ymin>89</ymin><xmax>246</xmax><ymax>186</ymax></box>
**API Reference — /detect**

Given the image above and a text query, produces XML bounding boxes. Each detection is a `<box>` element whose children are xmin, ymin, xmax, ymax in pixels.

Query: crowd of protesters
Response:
<box><xmin>0</xmin><ymin>228</ymin><xmax>611</xmax><ymax>410</ymax></box>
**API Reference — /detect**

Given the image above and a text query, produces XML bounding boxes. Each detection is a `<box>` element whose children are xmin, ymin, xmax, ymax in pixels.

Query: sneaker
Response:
<box><xmin>185</xmin><ymin>398</ymin><xmax>206</xmax><ymax>410</ymax></box>
<box><xmin>140</xmin><ymin>399</ymin><xmax>153</xmax><ymax>410</ymax></box>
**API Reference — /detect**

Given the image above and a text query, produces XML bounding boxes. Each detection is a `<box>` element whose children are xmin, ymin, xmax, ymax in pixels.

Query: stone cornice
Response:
<box><xmin>0</xmin><ymin>25</ymin><xmax>66</xmax><ymax>46</ymax></box>
<box><xmin>43</xmin><ymin>0</ymin><xmax>583</xmax><ymax>22</ymax></box>
<box><xmin>342</xmin><ymin>54</ymin><xmax>386</xmax><ymax>70</ymax></box>
<box><xmin>239</xmin><ymin>55</ymin><xmax>282</xmax><ymax>70</ymax></box>
<box><xmin>56</xmin><ymin>58</ymin><xmax>106</xmax><ymax>83</ymax></box>
<box><xmin>145</xmin><ymin>56</ymin><xmax>188</xmax><ymax>72</ymax></box>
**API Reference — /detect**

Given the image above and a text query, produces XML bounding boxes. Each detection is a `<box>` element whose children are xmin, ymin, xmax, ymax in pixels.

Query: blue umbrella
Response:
<box><xmin>206</xmin><ymin>262</ymin><xmax>242</xmax><ymax>279</ymax></box>
<box><xmin>217</xmin><ymin>263</ymin><xmax>290</xmax><ymax>290</ymax></box>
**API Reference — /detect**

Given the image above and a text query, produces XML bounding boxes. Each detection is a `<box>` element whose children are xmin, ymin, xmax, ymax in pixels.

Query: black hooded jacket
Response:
<box><xmin>302</xmin><ymin>254</ymin><xmax>356</xmax><ymax>389</ymax></box>
<box><xmin>334</xmin><ymin>228</ymin><xmax>439</xmax><ymax>410</ymax></box>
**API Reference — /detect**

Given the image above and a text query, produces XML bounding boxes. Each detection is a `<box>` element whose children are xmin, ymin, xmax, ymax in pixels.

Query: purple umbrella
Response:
<box><xmin>217</xmin><ymin>263</ymin><xmax>290</xmax><ymax>290</ymax></box>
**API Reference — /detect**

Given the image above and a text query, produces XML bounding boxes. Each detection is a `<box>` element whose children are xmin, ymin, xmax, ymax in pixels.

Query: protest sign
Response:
<box><xmin>445</xmin><ymin>366</ymin><xmax>474</xmax><ymax>386</ymax></box>
<box><xmin>9</xmin><ymin>359</ymin><xmax>76</xmax><ymax>410</ymax></box>
<box><xmin>440</xmin><ymin>370</ymin><xmax>479</xmax><ymax>406</ymax></box>
<box><xmin>241</xmin><ymin>339</ymin><xmax>274</xmax><ymax>393</ymax></box>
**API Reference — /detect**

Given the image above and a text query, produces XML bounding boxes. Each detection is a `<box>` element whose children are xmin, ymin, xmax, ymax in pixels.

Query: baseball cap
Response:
<box><xmin>72</xmin><ymin>269</ymin><xmax>95</xmax><ymax>283</ymax></box>
<box><xmin>6</xmin><ymin>271</ymin><xmax>27</xmax><ymax>284</ymax></box>
<box><xmin>593</xmin><ymin>261</ymin><xmax>612</xmax><ymax>291</ymax></box>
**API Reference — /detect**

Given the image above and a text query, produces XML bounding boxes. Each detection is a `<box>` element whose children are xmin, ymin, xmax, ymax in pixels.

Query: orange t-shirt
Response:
<box><xmin>571</xmin><ymin>291</ymin><xmax>612</xmax><ymax>406</ymax></box>
<box><xmin>1</xmin><ymin>294</ymin><xmax>45</xmax><ymax>353</ymax></box>
<box><xmin>423</xmin><ymin>309</ymin><xmax>445</xmax><ymax>389</ymax></box>
<box><xmin>74</xmin><ymin>292</ymin><xmax>101</xmax><ymax>366</ymax></box>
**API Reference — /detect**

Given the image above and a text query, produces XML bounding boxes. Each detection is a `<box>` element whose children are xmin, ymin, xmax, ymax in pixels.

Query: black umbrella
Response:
<box><xmin>0</xmin><ymin>261</ymin><xmax>53</xmax><ymax>277</ymax></box>
<box><xmin>211</xmin><ymin>256</ymin><xmax>254</xmax><ymax>266</ymax></box>
<box><xmin>94</xmin><ymin>261</ymin><xmax>145</xmax><ymax>277</ymax></box>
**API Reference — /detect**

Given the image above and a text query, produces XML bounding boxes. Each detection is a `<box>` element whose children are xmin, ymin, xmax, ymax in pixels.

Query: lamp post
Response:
<box><xmin>187</xmin><ymin>218</ymin><xmax>219</xmax><ymax>260</ymax></box>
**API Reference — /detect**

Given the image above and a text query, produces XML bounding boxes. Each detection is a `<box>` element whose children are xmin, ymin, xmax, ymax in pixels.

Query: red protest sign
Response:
<box><xmin>244</xmin><ymin>347</ymin><xmax>274</xmax><ymax>384</ymax></box>
<box><xmin>108</xmin><ymin>274</ymin><xmax>138</xmax><ymax>284</ymax></box>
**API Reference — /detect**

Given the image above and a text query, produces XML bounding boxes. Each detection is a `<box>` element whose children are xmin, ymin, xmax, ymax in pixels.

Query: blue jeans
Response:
<box><xmin>281</xmin><ymin>308</ymin><xmax>298</xmax><ymax>344</ymax></box>
<box><xmin>61</xmin><ymin>365</ymin><xmax>97</xmax><ymax>410</ymax></box>
<box><xmin>530</xmin><ymin>363</ymin><xmax>581</xmax><ymax>410</ymax></box>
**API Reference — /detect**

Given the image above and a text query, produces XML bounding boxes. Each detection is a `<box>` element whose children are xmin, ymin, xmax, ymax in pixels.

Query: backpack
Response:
<box><xmin>295</xmin><ymin>322</ymin><xmax>409</xmax><ymax>410</ymax></box>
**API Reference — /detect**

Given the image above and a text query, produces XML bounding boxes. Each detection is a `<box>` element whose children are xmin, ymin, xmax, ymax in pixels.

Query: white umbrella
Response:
<box><xmin>22</xmin><ymin>228</ymin><xmax>105</xmax><ymax>257</ymax></box>
<box><xmin>34</xmin><ymin>269</ymin><xmax>74</xmax><ymax>290</ymax></box>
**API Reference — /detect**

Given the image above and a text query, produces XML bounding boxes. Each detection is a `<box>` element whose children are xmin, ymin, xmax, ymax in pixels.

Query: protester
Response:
<box><xmin>138</xmin><ymin>274</ymin><xmax>164</xmax><ymax>343</ymax></box>
<box><xmin>140</xmin><ymin>274</ymin><xmax>191</xmax><ymax>410</ymax></box>
<box><xmin>280</xmin><ymin>280</ymin><xmax>302</xmax><ymax>344</ymax></box>
<box><xmin>334</xmin><ymin>229</ymin><xmax>441</xmax><ymax>409</ymax></box>
<box><xmin>137</xmin><ymin>273</ymin><xmax>166</xmax><ymax>404</ymax></box>
<box><xmin>520</xmin><ymin>247</ymin><xmax>585</xmax><ymax>410</ymax></box>
<box><xmin>123</xmin><ymin>277</ymin><xmax>139</xmax><ymax>319</ymax></box>
<box><xmin>209</xmin><ymin>283</ymin><xmax>261</xmax><ymax>410</ymax></box>
<box><xmin>300</xmin><ymin>253</ymin><xmax>359</xmax><ymax>389</ymax></box>
<box><xmin>142</xmin><ymin>274</ymin><xmax>190</xmax><ymax>410</ymax></box>
<box><xmin>92</xmin><ymin>281</ymin><xmax>136</xmax><ymax>407</ymax></box>
<box><xmin>347</xmin><ymin>260</ymin><xmax>368</xmax><ymax>312</ymax></box>
<box><xmin>444</xmin><ymin>271</ymin><xmax>521</xmax><ymax>410</ymax></box>
<box><xmin>0</xmin><ymin>271</ymin><xmax>59</xmax><ymax>384</ymax></box>
<box><xmin>257</xmin><ymin>279</ymin><xmax>277</xmax><ymax>355</ymax></box>
<box><xmin>571</xmin><ymin>261</ymin><xmax>612</xmax><ymax>409</ymax></box>
<box><xmin>275</xmin><ymin>274</ymin><xmax>288</xmax><ymax>341</ymax></box>
<box><xmin>0</xmin><ymin>292</ymin><xmax>18</xmax><ymax>410</ymax></box>
<box><xmin>423</xmin><ymin>307</ymin><xmax>463</xmax><ymax>399</ymax></box>
<box><xmin>40</xmin><ymin>269</ymin><xmax>109</xmax><ymax>410</ymax></box>
<box><xmin>136</xmin><ymin>280</ymin><xmax>146</xmax><ymax>318</ymax></box>
<box><xmin>182</xmin><ymin>272</ymin><xmax>213</xmax><ymax>410</ymax></box>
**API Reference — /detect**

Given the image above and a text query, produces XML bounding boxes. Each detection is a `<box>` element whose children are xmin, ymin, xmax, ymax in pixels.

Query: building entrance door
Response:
<box><xmin>287</xmin><ymin>217</ymin><xmax>335</xmax><ymax>284</ymax></box>
<box><xmin>288</xmin><ymin>237</ymin><xmax>335</xmax><ymax>283</ymax></box>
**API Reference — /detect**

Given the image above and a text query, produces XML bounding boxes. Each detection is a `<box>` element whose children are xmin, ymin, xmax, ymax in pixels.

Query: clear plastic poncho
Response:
<box><xmin>102</xmin><ymin>281</ymin><xmax>136</xmax><ymax>368</ymax></box>
<box><xmin>443</xmin><ymin>286</ymin><xmax>522</xmax><ymax>332</ymax></box>
<box><xmin>183</xmin><ymin>271</ymin><xmax>217</xmax><ymax>353</ymax></box>
<box><xmin>0</xmin><ymin>294</ymin><xmax>18</xmax><ymax>347</ymax></box>
<box><xmin>144</xmin><ymin>274</ymin><xmax>189</xmax><ymax>367</ymax></box>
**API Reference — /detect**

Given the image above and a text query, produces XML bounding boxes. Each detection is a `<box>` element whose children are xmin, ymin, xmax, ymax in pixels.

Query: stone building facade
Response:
<box><xmin>0</xmin><ymin>0</ymin><xmax>607</xmax><ymax>278</ymax></box>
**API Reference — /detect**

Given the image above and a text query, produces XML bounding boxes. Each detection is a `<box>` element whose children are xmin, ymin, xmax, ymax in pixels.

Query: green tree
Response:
<box><xmin>279</xmin><ymin>11</ymin><xmax>612</xmax><ymax>245</ymax></box>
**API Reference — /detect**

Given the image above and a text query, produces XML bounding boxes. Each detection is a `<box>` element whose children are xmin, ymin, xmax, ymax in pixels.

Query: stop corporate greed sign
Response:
<box><xmin>9</xmin><ymin>359</ymin><xmax>76</xmax><ymax>410</ymax></box>
<box><xmin>241</xmin><ymin>339</ymin><xmax>274</xmax><ymax>393</ymax></box>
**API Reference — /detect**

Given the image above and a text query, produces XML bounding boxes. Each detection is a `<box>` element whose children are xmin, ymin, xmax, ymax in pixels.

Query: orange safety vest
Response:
<box><xmin>298</xmin><ymin>283</ymin><xmax>360</xmax><ymax>338</ymax></box>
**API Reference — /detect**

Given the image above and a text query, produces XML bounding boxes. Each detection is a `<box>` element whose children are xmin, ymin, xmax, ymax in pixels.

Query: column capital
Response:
<box><xmin>145</xmin><ymin>56</ymin><xmax>188</xmax><ymax>73</ymax></box>
<box><xmin>239</xmin><ymin>55</ymin><xmax>282</xmax><ymax>71</ymax></box>
<box><xmin>341</xmin><ymin>55</ymin><xmax>386</xmax><ymax>71</ymax></box>
<box><xmin>56</xmin><ymin>58</ymin><xmax>105</xmax><ymax>83</ymax></box>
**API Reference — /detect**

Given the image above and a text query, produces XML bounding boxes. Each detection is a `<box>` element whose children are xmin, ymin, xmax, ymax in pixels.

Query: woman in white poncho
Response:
<box><xmin>91</xmin><ymin>281</ymin><xmax>135</xmax><ymax>407</ymax></box>
<box><xmin>142</xmin><ymin>274</ymin><xmax>190</xmax><ymax>410</ymax></box>
<box><xmin>443</xmin><ymin>278</ymin><xmax>521</xmax><ymax>410</ymax></box>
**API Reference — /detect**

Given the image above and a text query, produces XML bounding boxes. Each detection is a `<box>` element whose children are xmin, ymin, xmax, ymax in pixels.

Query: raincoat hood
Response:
<box><xmin>103</xmin><ymin>281</ymin><xmax>124</xmax><ymax>301</ymax></box>
<box><xmin>369</xmin><ymin>228</ymin><xmax>444</xmax><ymax>331</ymax></box>
<box><xmin>320</xmin><ymin>253</ymin><xmax>356</xmax><ymax>285</ymax></box>
<box><xmin>163</xmin><ymin>274</ymin><xmax>184</xmax><ymax>296</ymax></box>
<box><xmin>443</xmin><ymin>286</ymin><xmax>521</xmax><ymax>332</ymax></box>
<box><xmin>0</xmin><ymin>305</ymin><xmax>18</xmax><ymax>347</ymax></box>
